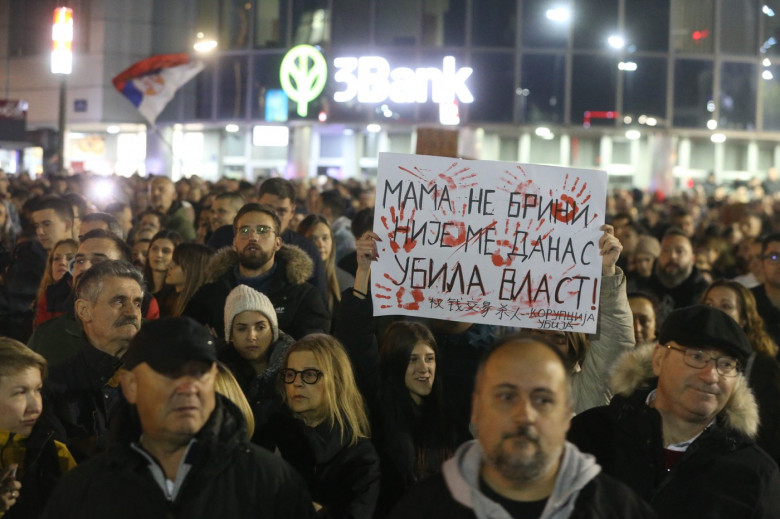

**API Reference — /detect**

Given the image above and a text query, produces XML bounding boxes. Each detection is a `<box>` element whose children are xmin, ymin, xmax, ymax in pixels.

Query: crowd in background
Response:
<box><xmin>1</xmin><ymin>164</ymin><xmax>780</xmax><ymax>518</ymax></box>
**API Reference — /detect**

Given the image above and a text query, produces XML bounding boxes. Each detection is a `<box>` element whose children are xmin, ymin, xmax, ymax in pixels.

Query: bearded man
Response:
<box><xmin>184</xmin><ymin>203</ymin><xmax>330</xmax><ymax>340</ymax></box>
<box><xmin>634</xmin><ymin>228</ymin><xmax>708</xmax><ymax>322</ymax></box>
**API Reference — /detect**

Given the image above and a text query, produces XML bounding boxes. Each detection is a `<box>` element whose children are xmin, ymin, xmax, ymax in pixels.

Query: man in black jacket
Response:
<box><xmin>41</xmin><ymin>317</ymin><xmax>314</xmax><ymax>518</ymax></box>
<box><xmin>751</xmin><ymin>232</ymin><xmax>780</xmax><ymax>349</ymax></box>
<box><xmin>184</xmin><ymin>203</ymin><xmax>330</xmax><ymax>339</ymax></box>
<box><xmin>569</xmin><ymin>305</ymin><xmax>780</xmax><ymax>519</ymax></box>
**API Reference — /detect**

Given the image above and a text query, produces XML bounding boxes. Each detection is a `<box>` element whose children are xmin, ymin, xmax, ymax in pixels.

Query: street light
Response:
<box><xmin>51</xmin><ymin>6</ymin><xmax>73</xmax><ymax>174</ymax></box>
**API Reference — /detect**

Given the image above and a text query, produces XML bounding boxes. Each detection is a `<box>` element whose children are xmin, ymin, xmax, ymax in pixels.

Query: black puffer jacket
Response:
<box><xmin>184</xmin><ymin>245</ymin><xmax>330</xmax><ymax>340</ymax></box>
<box><xmin>269</xmin><ymin>411</ymin><xmax>380</xmax><ymax>519</ymax></box>
<box><xmin>217</xmin><ymin>332</ymin><xmax>294</xmax><ymax>448</ymax></box>
<box><xmin>569</xmin><ymin>345</ymin><xmax>780</xmax><ymax>519</ymax></box>
<box><xmin>40</xmin><ymin>396</ymin><xmax>314</xmax><ymax>519</ymax></box>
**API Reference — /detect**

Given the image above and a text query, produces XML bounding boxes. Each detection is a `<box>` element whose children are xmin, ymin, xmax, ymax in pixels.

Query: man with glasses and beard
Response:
<box><xmin>185</xmin><ymin>203</ymin><xmax>329</xmax><ymax>340</ymax></box>
<box><xmin>634</xmin><ymin>228</ymin><xmax>708</xmax><ymax>322</ymax></box>
<box><xmin>390</xmin><ymin>335</ymin><xmax>655</xmax><ymax>519</ymax></box>
<box><xmin>42</xmin><ymin>260</ymin><xmax>144</xmax><ymax>461</ymax></box>
<box><xmin>569</xmin><ymin>305</ymin><xmax>780</xmax><ymax>518</ymax></box>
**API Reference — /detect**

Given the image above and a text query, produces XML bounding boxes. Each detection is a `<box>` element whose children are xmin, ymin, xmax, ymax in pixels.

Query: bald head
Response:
<box><xmin>149</xmin><ymin>177</ymin><xmax>175</xmax><ymax>213</ymax></box>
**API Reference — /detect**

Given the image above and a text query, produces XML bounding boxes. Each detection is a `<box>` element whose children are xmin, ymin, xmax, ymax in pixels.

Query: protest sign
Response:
<box><xmin>372</xmin><ymin>153</ymin><xmax>607</xmax><ymax>333</ymax></box>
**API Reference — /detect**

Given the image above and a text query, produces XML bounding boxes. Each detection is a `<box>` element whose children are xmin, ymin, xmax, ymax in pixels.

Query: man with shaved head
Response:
<box><xmin>390</xmin><ymin>335</ymin><xmax>654</xmax><ymax>518</ymax></box>
<box><xmin>149</xmin><ymin>176</ymin><xmax>195</xmax><ymax>241</ymax></box>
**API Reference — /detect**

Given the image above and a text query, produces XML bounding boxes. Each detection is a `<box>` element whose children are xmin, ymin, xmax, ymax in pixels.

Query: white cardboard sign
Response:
<box><xmin>372</xmin><ymin>153</ymin><xmax>607</xmax><ymax>333</ymax></box>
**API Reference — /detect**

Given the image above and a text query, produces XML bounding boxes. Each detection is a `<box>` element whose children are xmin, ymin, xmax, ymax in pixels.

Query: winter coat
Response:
<box><xmin>41</xmin><ymin>340</ymin><xmax>124</xmax><ymax>462</ymax></box>
<box><xmin>217</xmin><ymin>332</ymin><xmax>294</xmax><ymax>448</ymax></box>
<box><xmin>164</xmin><ymin>200</ymin><xmax>196</xmax><ymax>241</ymax></box>
<box><xmin>269</xmin><ymin>412</ymin><xmax>380</xmax><ymax>519</ymax></box>
<box><xmin>571</xmin><ymin>267</ymin><xmax>635</xmax><ymax>414</ymax></box>
<box><xmin>0</xmin><ymin>424</ymin><xmax>76</xmax><ymax>519</ymax></box>
<box><xmin>750</xmin><ymin>284</ymin><xmax>780</xmax><ymax>351</ymax></box>
<box><xmin>0</xmin><ymin>239</ymin><xmax>47</xmax><ymax>342</ymax></box>
<box><xmin>633</xmin><ymin>266</ymin><xmax>709</xmax><ymax>322</ymax></box>
<box><xmin>388</xmin><ymin>440</ymin><xmax>656</xmax><ymax>519</ymax></box>
<box><xmin>568</xmin><ymin>345</ymin><xmax>780</xmax><ymax>519</ymax></box>
<box><xmin>39</xmin><ymin>396</ymin><xmax>314</xmax><ymax>519</ymax></box>
<box><xmin>184</xmin><ymin>245</ymin><xmax>331</xmax><ymax>340</ymax></box>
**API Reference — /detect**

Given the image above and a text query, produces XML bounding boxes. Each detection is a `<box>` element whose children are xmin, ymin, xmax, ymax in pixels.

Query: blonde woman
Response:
<box><xmin>270</xmin><ymin>334</ymin><xmax>379</xmax><ymax>519</ymax></box>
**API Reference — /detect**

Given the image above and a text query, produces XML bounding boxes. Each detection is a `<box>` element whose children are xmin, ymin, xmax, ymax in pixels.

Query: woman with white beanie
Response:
<box><xmin>218</xmin><ymin>284</ymin><xmax>294</xmax><ymax>448</ymax></box>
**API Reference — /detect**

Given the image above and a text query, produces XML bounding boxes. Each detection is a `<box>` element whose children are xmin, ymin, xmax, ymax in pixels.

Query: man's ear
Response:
<box><xmin>273</xmin><ymin>235</ymin><xmax>282</xmax><ymax>252</ymax></box>
<box><xmin>120</xmin><ymin>369</ymin><xmax>138</xmax><ymax>404</ymax></box>
<box><xmin>651</xmin><ymin>343</ymin><xmax>666</xmax><ymax>376</ymax></box>
<box><xmin>74</xmin><ymin>298</ymin><xmax>91</xmax><ymax>323</ymax></box>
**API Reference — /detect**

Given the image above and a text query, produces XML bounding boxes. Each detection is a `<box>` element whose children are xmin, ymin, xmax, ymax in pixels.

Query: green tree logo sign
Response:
<box><xmin>280</xmin><ymin>45</ymin><xmax>328</xmax><ymax>117</ymax></box>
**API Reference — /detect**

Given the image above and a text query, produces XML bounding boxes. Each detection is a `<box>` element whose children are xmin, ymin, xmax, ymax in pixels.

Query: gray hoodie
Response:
<box><xmin>441</xmin><ymin>440</ymin><xmax>601</xmax><ymax>519</ymax></box>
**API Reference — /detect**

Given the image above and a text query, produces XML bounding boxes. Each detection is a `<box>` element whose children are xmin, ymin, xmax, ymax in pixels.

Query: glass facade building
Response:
<box><xmin>2</xmin><ymin>0</ymin><xmax>780</xmax><ymax>188</ymax></box>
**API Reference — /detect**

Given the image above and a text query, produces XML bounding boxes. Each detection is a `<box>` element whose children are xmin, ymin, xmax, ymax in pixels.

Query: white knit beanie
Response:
<box><xmin>224</xmin><ymin>284</ymin><xmax>279</xmax><ymax>343</ymax></box>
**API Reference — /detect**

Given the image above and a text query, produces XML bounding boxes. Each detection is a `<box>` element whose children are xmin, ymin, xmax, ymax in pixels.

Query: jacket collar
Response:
<box><xmin>206</xmin><ymin>244</ymin><xmax>313</xmax><ymax>287</ymax></box>
<box><xmin>609</xmin><ymin>344</ymin><xmax>759</xmax><ymax>438</ymax></box>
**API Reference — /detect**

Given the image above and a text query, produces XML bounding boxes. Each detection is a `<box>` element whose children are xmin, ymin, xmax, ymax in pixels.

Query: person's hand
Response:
<box><xmin>0</xmin><ymin>465</ymin><xmax>21</xmax><ymax>513</ymax></box>
<box><xmin>353</xmin><ymin>231</ymin><xmax>381</xmax><ymax>298</ymax></box>
<box><xmin>599</xmin><ymin>224</ymin><xmax>622</xmax><ymax>276</ymax></box>
<box><xmin>355</xmin><ymin>231</ymin><xmax>381</xmax><ymax>271</ymax></box>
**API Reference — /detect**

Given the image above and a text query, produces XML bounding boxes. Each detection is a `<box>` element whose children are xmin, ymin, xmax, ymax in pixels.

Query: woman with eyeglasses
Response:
<box><xmin>269</xmin><ymin>334</ymin><xmax>379</xmax><ymax>519</ymax></box>
<box><xmin>701</xmin><ymin>279</ymin><xmax>780</xmax><ymax>464</ymax></box>
<box><xmin>219</xmin><ymin>284</ymin><xmax>294</xmax><ymax>448</ymax></box>
<box><xmin>0</xmin><ymin>338</ymin><xmax>76</xmax><ymax>518</ymax></box>
<box><xmin>34</xmin><ymin>238</ymin><xmax>78</xmax><ymax>328</ymax></box>
<box><xmin>143</xmin><ymin>230</ymin><xmax>182</xmax><ymax>316</ymax></box>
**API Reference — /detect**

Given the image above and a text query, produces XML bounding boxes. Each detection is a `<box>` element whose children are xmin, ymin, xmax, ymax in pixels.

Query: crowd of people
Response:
<box><xmin>1</xmin><ymin>166</ymin><xmax>780</xmax><ymax>518</ymax></box>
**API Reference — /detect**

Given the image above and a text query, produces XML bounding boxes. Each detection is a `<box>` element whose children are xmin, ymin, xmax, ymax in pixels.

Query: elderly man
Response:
<box><xmin>149</xmin><ymin>176</ymin><xmax>195</xmax><ymax>240</ymax></box>
<box><xmin>29</xmin><ymin>229</ymin><xmax>159</xmax><ymax>364</ymax></box>
<box><xmin>41</xmin><ymin>317</ymin><xmax>313</xmax><ymax>518</ymax></box>
<box><xmin>569</xmin><ymin>305</ymin><xmax>780</xmax><ymax>518</ymax></box>
<box><xmin>390</xmin><ymin>336</ymin><xmax>654</xmax><ymax>518</ymax></box>
<box><xmin>42</xmin><ymin>260</ymin><xmax>144</xmax><ymax>461</ymax></box>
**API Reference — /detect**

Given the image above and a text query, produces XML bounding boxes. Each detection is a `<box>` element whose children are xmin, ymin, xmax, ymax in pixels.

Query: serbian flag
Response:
<box><xmin>112</xmin><ymin>54</ymin><xmax>204</xmax><ymax>125</ymax></box>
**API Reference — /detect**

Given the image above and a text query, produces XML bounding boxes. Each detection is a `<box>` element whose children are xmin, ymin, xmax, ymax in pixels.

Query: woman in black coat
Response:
<box><xmin>270</xmin><ymin>334</ymin><xmax>380</xmax><ymax>519</ymax></box>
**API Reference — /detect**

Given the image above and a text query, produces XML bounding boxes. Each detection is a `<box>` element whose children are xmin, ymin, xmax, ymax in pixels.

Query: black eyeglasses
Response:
<box><xmin>281</xmin><ymin>368</ymin><xmax>323</xmax><ymax>385</ymax></box>
<box><xmin>237</xmin><ymin>225</ymin><xmax>276</xmax><ymax>238</ymax></box>
<box><xmin>665</xmin><ymin>344</ymin><xmax>739</xmax><ymax>377</ymax></box>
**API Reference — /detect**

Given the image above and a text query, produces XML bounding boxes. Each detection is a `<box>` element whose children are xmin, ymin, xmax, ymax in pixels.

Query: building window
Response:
<box><xmin>719</xmin><ymin>0</ymin><xmax>758</xmax><ymax>55</ymax></box>
<box><xmin>253</xmin><ymin>0</ymin><xmax>289</xmax><ymax>48</ymax></box>
<box><xmin>720</xmin><ymin>61</ymin><xmax>756</xmax><ymax>129</ymax></box>
<box><xmin>467</xmin><ymin>52</ymin><xmax>515</xmax><ymax>123</ymax></box>
<box><xmin>626</xmin><ymin>0</ymin><xmax>669</xmax><ymax>52</ymax></box>
<box><xmin>761</xmin><ymin>64</ymin><xmax>780</xmax><ymax>130</ymax></box>
<box><xmin>376</xmin><ymin>0</ymin><xmax>419</xmax><ymax>45</ymax></box>
<box><xmin>622</xmin><ymin>57</ymin><xmax>667</xmax><ymax>124</ymax></box>
<box><xmin>673</xmin><ymin>59</ymin><xmax>713</xmax><ymax>128</ymax></box>
<box><xmin>672</xmin><ymin>0</ymin><xmax>714</xmax><ymax>54</ymax></box>
<box><xmin>471</xmin><ymin>0</ymin><xmax>516</xmax><ymax>47</ymax></box>
<box><xmin>572</xmin><ymin>0</ymin><xmax>618</xmax><ymax>51</ymax></box>
<box><xmin>218</xmin><ymin>55</ymin><xmax>249</xmax><ymax>119</ymax></box>
<box><xmin>251</xmin><ymin>53</ymin><xmax>286</xmax><ymax>121</ymax></box>
<box><xmin>521</xmin><ymin>0</ymin><xmax>570</xmax><ymax>49</ymax></box>
<box><xmin>332</xmin><ymin>0</ymin><xmax>371</xmax><ymax>47</ymax></box>
<box><xmin>423</xmin><ymin>0</ymin><xmax>466</xmax><ymax>46</ymax></box>
<box><xmin>293</xmin><ymin>0</ymin><xmax>329</xmax><ymax>45</ymax></box>
<box><xmin>571</xmin><ymin>56</ymin><xmax>618</xmax><ymax>126</ymax></box>
<box><xmin>520</xmin><ymin>53</ymin><xmax>565</xmax><ymax>124</ymax></box>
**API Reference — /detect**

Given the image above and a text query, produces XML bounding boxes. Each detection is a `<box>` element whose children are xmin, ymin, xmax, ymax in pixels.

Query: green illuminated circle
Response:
<box><xmin>280</xmin><ymin>45</ymin><xmax>328</xmax><ymax>117</ymax></box>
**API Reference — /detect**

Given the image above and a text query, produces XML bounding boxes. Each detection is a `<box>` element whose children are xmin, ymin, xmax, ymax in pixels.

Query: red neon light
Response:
<box><xmin>583</xmin><ymin>110</ymin><xmax>618</xmax><ymax>128</ymax></box>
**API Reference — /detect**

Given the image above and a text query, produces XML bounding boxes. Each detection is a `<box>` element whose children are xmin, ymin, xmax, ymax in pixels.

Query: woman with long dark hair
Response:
<box><xmin>164</xmin><ymin>243</ymin><xmax>214</xmax><ymax>317</ymax></box>
<box><xmin>143</xmin><ymin>229</ymin><xmax>182</xmax><ymax>316</ymax></box>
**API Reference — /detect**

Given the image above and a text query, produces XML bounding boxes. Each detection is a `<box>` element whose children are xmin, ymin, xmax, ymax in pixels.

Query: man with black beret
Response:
<box><xmin>568</xmin><ymin>305</ymin><xmax>780</xmax><ymax>519</ymax></box>
<box><xmin>41</xmin><ymin>317</ymin><xmax>314</xmax><ymax>519</ymax></box>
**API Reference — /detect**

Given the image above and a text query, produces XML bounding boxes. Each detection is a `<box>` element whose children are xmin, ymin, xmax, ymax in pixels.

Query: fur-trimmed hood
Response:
<box><xmin>206</xmin><ymin>244</ymin><xmax>313</xmax><ymax>286</ymax></box>
<box><xmin>609</xmin><ymin>344</ymin><xmax>760</xmax><ymax>438</ymax></box>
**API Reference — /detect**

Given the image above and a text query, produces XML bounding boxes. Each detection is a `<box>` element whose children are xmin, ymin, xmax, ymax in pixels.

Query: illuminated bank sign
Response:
<box><xmin>280</xmin><ymin>45</ymin><xmax>474</xmax><ymax>124</ymax></box>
